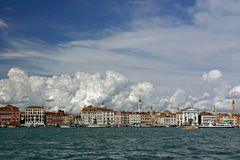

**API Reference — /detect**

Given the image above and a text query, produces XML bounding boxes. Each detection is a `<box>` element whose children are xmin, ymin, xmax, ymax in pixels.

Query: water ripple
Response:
<box><xmin>0</xmin><ymin>128</ymin><xmax>240</xmax><ymax>159</ymax></box>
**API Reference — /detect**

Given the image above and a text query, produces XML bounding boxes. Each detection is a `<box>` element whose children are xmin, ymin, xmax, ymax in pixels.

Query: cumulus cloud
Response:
<box><xmin>0</xmin><ymin>68</ymin><xmax>154</xmax><ymax>113</ymax></box>
<box><xmin>202</xmin><ymin>69</ymin><xmax>223</xmax><ymax>82</ymax></box>
<box><xmin>169</xmin><ymin>88</ymin><xmax>186</xmax><ymax>107</ymax></box>
<box><xmin>229</xmin><ymin>85</ymin><xmax>240</xmax><ymax>97</ymax></box>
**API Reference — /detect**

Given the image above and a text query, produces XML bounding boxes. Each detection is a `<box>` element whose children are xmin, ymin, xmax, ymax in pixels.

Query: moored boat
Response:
<box><xmin>181</xmin><ymin>124</ymin><xmax>199</xmax><ymax>129</ymax></box>
<box><xmin>59</xmin><ymin>125</ymin><xmax>71</xmax><ymax>128</ymax></box>
<box><xmin>87</xmin><ymin>124</ymin><xmax>101</xmax><ymax>128</ymax></box>
<box><xmin>199</xmin><ymin>122</ymin><xmax>234</xmax><ymax>128</ymax></box>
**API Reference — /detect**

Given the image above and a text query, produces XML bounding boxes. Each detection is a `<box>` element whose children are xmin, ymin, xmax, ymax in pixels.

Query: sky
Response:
<box><xmin>1</xmin><ymin>0</ymin><xmax>240</xmax><ymax>113</ymax></box>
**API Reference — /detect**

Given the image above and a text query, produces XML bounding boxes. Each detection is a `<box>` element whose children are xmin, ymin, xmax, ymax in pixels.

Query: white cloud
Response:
<box><xmin>229</xmin><ymin>85</ymin><xmax>240</xmax><ymax>97</ymax></box>
<box><xmin>0</xmin><ymin>68</ymin><xmax>154</xmax><ymax>113</ymax></box>
<box><xmin>0</xmin><ymin>20</ymin><xmax>8</xmax><ymax>29</ymax></box>
<box><xmin>169</xmin><ymin>88</ymin><xmax>186</xmax><ymax>107</ymax></box>
<box><xmin>202</xmin><ymin>70</ymin><xmax>223</xmax><ymax>82</ymax></box>
<box><xmin>0</xmin><ymin>50</ymin><xmax>42</xmax><ymax>60</ymax></box>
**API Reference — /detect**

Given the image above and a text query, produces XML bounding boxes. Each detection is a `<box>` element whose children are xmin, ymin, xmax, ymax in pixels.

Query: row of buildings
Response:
<box><xmin>0</xmin><ymin>105</ymin><xmax>80</xmax><ymax>127</ymax></box>
<box><xmin>0</xmin><ymin>99</ymin><xmax>239</xmax><ymax>127</ymax></box>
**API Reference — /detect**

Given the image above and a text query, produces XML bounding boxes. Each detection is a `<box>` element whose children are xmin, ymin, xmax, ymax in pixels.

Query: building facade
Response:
<box><xmin>121</xmin><ymin>111</ymin><xmax>130</xmax><ymax>126</ymax></box>
<box><xmin>181</xmin><ymin>107</ymin><xmax>199</xmax><ymax>125</ymax></box>
<box><xmin>129</xmin><ymin>112</ymin><xmax>141</xmax><ymax>126</ymax></box>
<box><xmin>25</xmin><ymin>106</ymin><xmax>45</xmax><ymax>126</ymax></box>
<box><xmin>0</xmin><ymin>105</ymin><xmax>20</xmax><ymax>126</ymax></box>
<box><xmin>216</xmin><ymin>113</ymin><xmax>240</xmax><ymax>126</ymax></box>
<box><xmin>161</xmin><ymin>109</ymin><xmax>177</xmax><ymax>126</ymax></box>
<box><xmin>73</xmin><ymin>115</ymin><xmax>82</xmax><ymax>126</ymax></box>
<box><xmin>200</xmin><ymin>112</ymin><xmax>217</xmax><ymax>125</ymax></box>
<box><xmin>81</xmin><ymin>106</ymin><xmax>115</xmax><ymax>126</ymax></box>
<box><xmin>140</xmin><ymin>112</ymin><xmax>151</xmax><ymax>126</ymax></box>
<box><xmin>176</xmin><ymin>111</ymin><xmax>183</xmax><ymax>126</ymax></box>
<box><xmin>45</xmin><ymin>110</ymin><xmax>64</xmax><ymax>126</ymax></box>
<box><xmin>20</xmin><ymin>112</ymin><xmax>25</xmax><ymax>125</ymax></box>
<box><xmin>114</xmin><ymin>112</ymin><xmax>121</xmax><ymax>127</ymax></box>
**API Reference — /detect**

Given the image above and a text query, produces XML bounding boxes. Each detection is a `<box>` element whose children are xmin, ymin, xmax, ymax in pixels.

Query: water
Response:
<box><xmin>0</xmin><ymin>127</ymin><xmax>240</xmax><ymax>160</ymax></box>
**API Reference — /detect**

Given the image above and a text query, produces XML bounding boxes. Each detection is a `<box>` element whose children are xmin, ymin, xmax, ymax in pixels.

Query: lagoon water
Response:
<box><xmin>0</xmin><ymin>127</ymin><xmax>240</xmax><ymax>160</ymax></box>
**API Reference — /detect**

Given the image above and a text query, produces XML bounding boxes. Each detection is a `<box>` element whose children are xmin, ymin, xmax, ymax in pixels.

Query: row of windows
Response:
<box><xmin>0</xmin><ymin>113</ymin><xmax>15</xmax><ymax>115</ymax></box>
<box><xmin>1</xmin><ymin>118</ymin><xmax>19</xmax><ymax>121</ymax></box>
<box><xmin>26</xmin><ymin>118</ymin><xmax>44</xmax><ymax>120</ymax></box>
<box><xmin>84</xmin><ymin>112</ymin><xmax>114</xmax><ymax>115</ymax></box>
<box><xmin>26</xmin><ymin>109</ymin><xmax>43</xmax><ymax>111</ymax></box>
<box><xmin>26</xmin><ymin>112</ymin><xmax>44</xmax><ymax>115</ymax></box>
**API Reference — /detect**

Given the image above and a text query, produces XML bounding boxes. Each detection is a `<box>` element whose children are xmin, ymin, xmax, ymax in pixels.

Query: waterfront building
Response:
<box><xmin>200</xmin><ymin>112</ymin><xmax>217</xmax><ymax>125</ymax></box>
<box><xmin>20</xmin><ymin>112</ymin><xmax>25</xmax><ymax>125</ymax></box>
<box><xmin>230</xmin><ymin>114</ymin><xmax>240</xmax><ymax>126</ymax></box>
<box><xmin>45</xmin><ymin>110</ymin><xmax>64</xmax><ymax>126</ymax></box>
<box><xmin>129</xmin><ymin>112</ymin><xmax>141</xmax><ymax>126</ymax></box>
<box><xmin>149</xmin><ymin>106</ymin><xmax>155</xmax><ymax>126</ymax></box>
<box><xmin>121</xmin><ymin>111</ymin><xmax>130</xmax><ymax>126</ymax></box>
<box><xmin>114</xmin><ymin>111</ymin><xmax>122</xmax><ymax>127</ymax></box>
<box><xmin>176</xmin><ymin>111</ymin><xmax>183</xmax><ymax>126</ymax></box>
<box><xmin>161</xmin><ymin>109</ymin><xmax>177</xmax><ymax>126</ymax></box>
<box><xmin>234</xmin><ymin>114</ymin><xmax>240</xmax><ymax>126</ymax></box>
<box><xmin>140</xmin><ymin>112</ymin><xmax>151</xmax><ymax>126</ymax></box>
<box><xmin>63</xmin><ymin>114</ymin><xmax>74</xmax><ymax>126</ymax></box>
<box><xmin>0</xmin><ymin>105</ymin><xmax>20</xmax><ymax>126</ymax></box>
<box><xmin>181</xmin><ymin>107</ymin><xmax>199</xmax><ymax>125</ymax></box>
<box><xmin>25</xmin><ymin>106</ymin><xmax>45</xmax><ymax>126</ymax></box>
<box><xmin>216</xmin><ymin>113</ymin><xmax>240</xmax><ymax>126</ymax></box>
<box><xmin>153</xmin><ymin>112</ymin><xmax>164</xmax><ymax>126</ymax></box>
<box><xmin>81</xmin><ymin>106</ymin><xmax>115</xmax><ymax>126</ymax></box>
<box><xmin>73</xmin><ymin>115</ymin><xmax>82</xmax><ymax>126</ymax></box>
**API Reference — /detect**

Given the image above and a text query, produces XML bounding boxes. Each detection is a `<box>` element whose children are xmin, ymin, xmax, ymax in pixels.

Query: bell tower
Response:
<box><xmin>137</xmin><ymin>98</ymin><xmax>143</xmax><ymax>113</ymax></box>
<box><xmin>231</xmin><ymin>98</ymin><xmax>236</xmax><ymax>115</ymax></box>
<box><xmin>211</xmin><ymin>105</ymin><xmax>216</xmax><ymax>114</ymax></box>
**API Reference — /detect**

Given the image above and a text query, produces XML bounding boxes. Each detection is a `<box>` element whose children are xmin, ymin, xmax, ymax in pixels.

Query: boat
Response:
<box><xmin>7</xmin><ymin>125</ymin><xmax>17</xmax><ymax>128</ymax></box>
<box><xmin>199</xmin><ymin>122</ymin><xmax>234</xmax><ymax>128</ymax></box>
<box><xmin>59</xmin><ymin>125</ymin><xmax>71</xmax><ymax>128</ymax></box>
<box><xmin>181</xmin><ymin>124</ymin><xmax>199</xmax><ymax>130</ymax></box>
<box><xmin>87</xmin><ymin>124</ymin><xmax>101</xmax><ymax>128</ymax></box>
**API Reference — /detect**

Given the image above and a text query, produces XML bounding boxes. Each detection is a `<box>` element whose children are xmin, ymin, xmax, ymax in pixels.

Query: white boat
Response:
<box><xmin>87</xmin><ymin>123</ymin><xmax>111</xmax><ymax>128</ymax></box>
<box><xmin>59</xmin><ymin>125</ymin><xmax>71</xmax><ymax>128</ymax></box>
<box><xmin>87</xmin><ymin>124</ymin><xmax>101</xmax><ymax>128</ymax></box>
<box><xmin>199</xmin><ymin>122</ymin><xmax>234</xmax><ymax>128</ymax></box>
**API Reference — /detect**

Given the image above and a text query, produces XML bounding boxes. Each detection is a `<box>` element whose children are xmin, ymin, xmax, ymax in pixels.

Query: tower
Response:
<box><xmin>211</xmin><ymin>105</ymin><xmax>216</xmax><ymax>114</ymax></box>
<box><xmin>231</xmin><ymin>98</ymin><xmax>236</xmax><ymax>115</ymax></box>
<box><xmin>137</xmin><ymin>98</ymin><xmax>143</xmax><ymax>112</ymax></box>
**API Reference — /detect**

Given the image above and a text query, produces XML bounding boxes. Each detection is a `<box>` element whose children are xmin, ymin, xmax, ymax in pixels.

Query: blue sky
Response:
<box><xmin>1</xmin><ymin>0</ymin><xmax>240</xmax><ymax>112</ymax></box>
<box><xmin>0</xmin><ymin>0</ymin><xmax>195</xmax><ymax>44</ymax></box>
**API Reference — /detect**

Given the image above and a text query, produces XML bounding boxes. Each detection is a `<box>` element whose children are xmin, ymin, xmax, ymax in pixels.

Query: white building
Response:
<box><xmin>129</xmin><ymin>112</ymin><xmax>141</xmax><ymax>125</ymax></box>
<box><xmin>181</xmin><ymin>107</ymin><xmax>199</xmax><ymax>125</ymax></box>
<box><xmin>176</xmin><ymin>111</ymin><xmax>183</xmax><ymax>126</ymax></box>
<box><xmin>81</xmin><ymin>106</ymin><xmax>115</xmax><ymax>126</ymax></box>
<box><xmin>200</xmin><ymin>112</ymin><xmax>217</xmax><ymax>125</ymax></box>
<box><xmin>161</xmin><ymin>109</ymin><xmax>177</xmax><ymax>126</ymax></box>
<box><xmin>25</xmin><ymin>106</ymin><xmax>45</xmax><ymax>126</ymax></box>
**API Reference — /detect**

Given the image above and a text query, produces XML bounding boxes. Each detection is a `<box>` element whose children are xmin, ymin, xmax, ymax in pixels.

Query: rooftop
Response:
<box><xmin>0</xmin><ymin>105</ymin><xmax>20</xmax><ymax>111</ymax></box>
<box><xmin>82</xmin><ymin>106</ymin><xmax>114</xmax><ymax>112</ymax></box>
